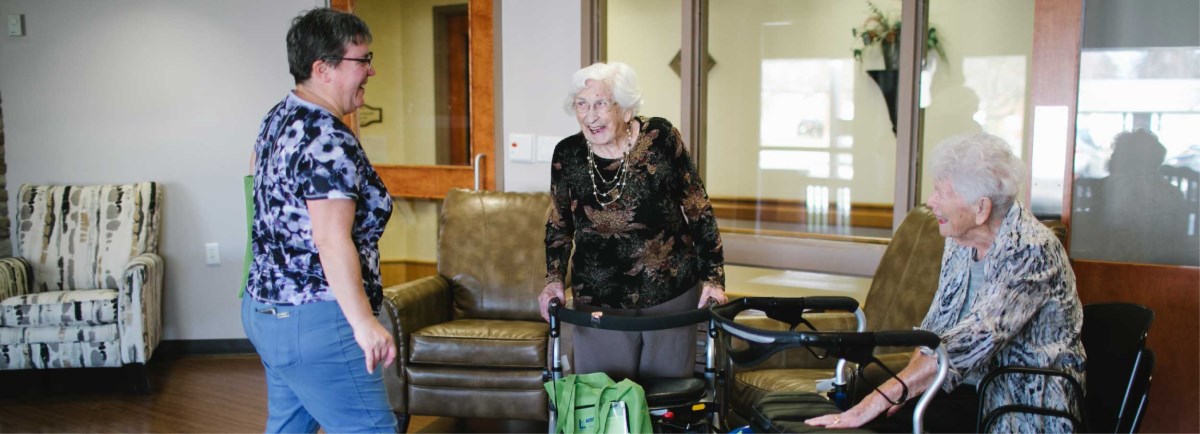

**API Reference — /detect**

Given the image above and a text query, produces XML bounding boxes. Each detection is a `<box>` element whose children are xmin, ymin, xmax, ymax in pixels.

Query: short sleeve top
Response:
<box><xmin>246</xmin><ymin>92</ymin><xmax>393</xmax><ymax>312</ymax></box>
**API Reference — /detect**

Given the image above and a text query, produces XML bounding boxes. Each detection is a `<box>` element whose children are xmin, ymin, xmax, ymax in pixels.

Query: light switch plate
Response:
<box><xmin>535</xmin><ymin>135</ymin><xmax>560</xmax><ymax>163</ymax></box>
<box><xmin>205</xmin><ymin>242</ymin><xmax>221</xmax><ymax>266</ymax></box>
<box><xmin>508</xmin><ymin>133</ymin><xmax>534</xmax><ymax>163</ymax></box>
<box><xmin>8</xmin><ymin>14</ymin><xmax>25</xmax><ymax>37</ymax></box>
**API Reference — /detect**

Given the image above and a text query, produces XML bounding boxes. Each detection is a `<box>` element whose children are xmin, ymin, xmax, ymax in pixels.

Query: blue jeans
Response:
<box><xmin>242</xmin><ymin>296</ymin><xmax>397</xmax><ymax>433</ymax></box>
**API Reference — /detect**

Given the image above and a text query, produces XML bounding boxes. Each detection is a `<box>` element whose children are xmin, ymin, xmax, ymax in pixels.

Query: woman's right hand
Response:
<box><xmin>350</xmin><ymin>317</ymin><xmax>396</xmax><ymax>375</ymax></box>
<box><xmin>538</xmin><ymin>282</ymin><xmax>565</xmax><ymax>322</ymax></box>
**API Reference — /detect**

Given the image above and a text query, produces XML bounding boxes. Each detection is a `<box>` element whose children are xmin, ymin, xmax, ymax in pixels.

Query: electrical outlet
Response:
<box><xmin>205</xmin><ymin>242</ymin><xmax>221</xmax><ymax>266</ymax></box>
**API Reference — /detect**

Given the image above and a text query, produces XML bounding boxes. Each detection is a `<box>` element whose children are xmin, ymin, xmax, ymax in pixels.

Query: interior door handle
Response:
<box><xmin>474</xmin><ymin>153</ymin><xmax>486</xmax><ymax>190</ymax></box>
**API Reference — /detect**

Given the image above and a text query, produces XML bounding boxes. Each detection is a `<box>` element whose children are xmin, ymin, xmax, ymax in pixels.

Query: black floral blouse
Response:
<box><xmin>545</xmin><ymin>116</ymin><xmax>725</xmax><ymax>309</ymax></box>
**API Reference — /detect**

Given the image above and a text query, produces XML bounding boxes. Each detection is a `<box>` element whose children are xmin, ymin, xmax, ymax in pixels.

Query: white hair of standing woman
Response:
<box><xmin>930</xmin><ymin>132</ymin><xmax>1026</xmax><ymax>219</ymax></box>
<box><xmin>562</xmin><ymin>62</ymin><xmax>644</xmax><ymax>116</ymax></box>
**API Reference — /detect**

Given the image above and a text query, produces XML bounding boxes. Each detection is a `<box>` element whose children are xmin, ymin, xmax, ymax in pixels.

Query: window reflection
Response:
<box><xmin>707</xmin><ymin>0</ymin><xmax>898</xmax><ymax>240</ymax></box>
<box><xmin>918</xmin><ymin>0</ymin><xmax>1035</xmax><ymax>204</ymax></box>
<box><xmin>1071</xmin><ymin>48</ymin><xmax>1200</xmax><ymax>266</ymax></box>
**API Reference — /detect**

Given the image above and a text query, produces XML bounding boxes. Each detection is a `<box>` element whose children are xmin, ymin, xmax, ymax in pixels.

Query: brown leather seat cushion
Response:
<box><xmin>410</xmin><ymin>319</ymin><xmax>548</xmax><ymax>368</ymax></box>
<box><xmin>734</xmin><ymin>368</ymin><xmax>833</xmax><ymax>419</ymax></box>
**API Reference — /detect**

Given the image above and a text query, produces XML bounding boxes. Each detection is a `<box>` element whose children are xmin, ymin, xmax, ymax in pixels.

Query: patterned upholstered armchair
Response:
<box><xmin>0</xmin><ymin>182</ymin><xmax>164</xmax><ymax>392</ymax></box>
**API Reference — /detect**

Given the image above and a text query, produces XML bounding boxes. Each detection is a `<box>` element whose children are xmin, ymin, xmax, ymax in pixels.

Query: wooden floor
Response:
<box><xmin>0</xmin><ymin>354</ymin><xmax>544</xmax><ymax>433</ymax></box>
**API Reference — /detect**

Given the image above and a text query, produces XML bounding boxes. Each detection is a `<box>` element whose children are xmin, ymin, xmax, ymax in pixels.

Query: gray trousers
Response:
<box><xmin>572</xmin><ymin>284</ymin><xmax>701</xmax><ymax>382</ymax></box>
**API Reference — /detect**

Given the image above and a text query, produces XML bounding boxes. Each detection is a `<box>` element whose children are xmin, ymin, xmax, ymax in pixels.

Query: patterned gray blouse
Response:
<box><xmin>920</xmin><ymin>202</ymin><xmax>1086</xmax><ymax>433</ymax></box>
<box><xmin>247</xmin><ymin>92</ymin><xmax>393</xmax><ymax>312</ymax></box>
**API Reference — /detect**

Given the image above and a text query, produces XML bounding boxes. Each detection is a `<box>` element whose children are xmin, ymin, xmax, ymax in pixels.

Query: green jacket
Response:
<box><xmin>545</xmin><ymin>372</ymin><xmax>652</xmax><ymax>433</ymax></box>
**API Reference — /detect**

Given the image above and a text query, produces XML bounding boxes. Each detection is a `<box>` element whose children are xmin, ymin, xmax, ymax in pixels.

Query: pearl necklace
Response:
<box><xmin>586</xmin><ymin>141</ymin><xmax>629</xmax><ymax>208</ymax></box>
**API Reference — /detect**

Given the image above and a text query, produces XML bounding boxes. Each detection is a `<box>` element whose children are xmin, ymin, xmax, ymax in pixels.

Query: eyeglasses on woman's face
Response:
<box><xmin>324</xmin><ymin>52</ymin><xmax>373</xmax><ymax>68</ymax></box>
<box><xmin>574</xmin><ymin>98</ymin><xmax>614</xmax><ymax>115</ymax></box>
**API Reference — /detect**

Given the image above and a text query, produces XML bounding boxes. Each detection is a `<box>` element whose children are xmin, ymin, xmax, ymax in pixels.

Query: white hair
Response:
<box><xmin>930</xmin><ymin>133</ymin><xmax>1026</xmax><ymax>218</ymax></box>
<box><xmin>562</xmin><ymin>62</ymin><xmax>643</xmax><ymax>116</ymax></box>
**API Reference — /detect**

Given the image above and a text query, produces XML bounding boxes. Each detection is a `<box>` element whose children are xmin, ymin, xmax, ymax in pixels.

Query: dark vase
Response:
<box><xmin>881</xmin><ymin>39</ymin><xmax>901</xmax><ymax>70</ymax></box>
<box><xmin>867</xmin><ymin>69</ymin><xmax>899</xmax><ymax>135</ymax></box>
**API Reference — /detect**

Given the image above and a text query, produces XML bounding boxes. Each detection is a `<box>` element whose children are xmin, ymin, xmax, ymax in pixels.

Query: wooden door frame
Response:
<box><xmin>334</xmin><ymin>0</ymin><xmax>495</xmax><ymax>199</ymax></box>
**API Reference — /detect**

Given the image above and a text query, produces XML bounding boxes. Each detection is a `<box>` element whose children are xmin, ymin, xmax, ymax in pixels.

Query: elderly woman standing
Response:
<box><xmin>806</xmin><ymin>133</ymin><xmax>1086</xmax><ymax>432</ymax></box>
<box><xmin>536</xmin><ymin>62</ymin><xmax>727</xmax><ymax>381</ymax></box>
<box><xmin>244</xmin><ymin>8</ymin><xmax>396</xmax><ymax>433</ymax></box>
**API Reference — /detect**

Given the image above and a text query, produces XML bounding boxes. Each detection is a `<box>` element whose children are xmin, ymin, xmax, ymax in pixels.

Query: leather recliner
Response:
<box><xmin>377</xmin><ymin>188</ymin><xmax>552</xmax><ymax>431</ymax></box>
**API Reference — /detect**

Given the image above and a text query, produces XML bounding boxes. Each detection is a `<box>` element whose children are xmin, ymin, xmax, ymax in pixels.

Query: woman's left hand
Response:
<box><xmin>698</xmin><ymin>283</ymin><xmax>727</xmax><ymax>307</ymax></box>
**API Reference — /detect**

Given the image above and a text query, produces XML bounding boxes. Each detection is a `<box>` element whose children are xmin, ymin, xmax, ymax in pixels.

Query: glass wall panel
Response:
<box><xmin>917</xmin><ymin>0</ymin><xmax>1035</xmax><ymax>204</ymax></box>
<box><xmin>606</xmin><ymin>0</ymin><xmax>681</xmax><ymax>125</ymax></box>
<box><xmin>705</xmin><ymin>0</ymin><xmax>900</xmax><ymax>240</ymax></box>
<box><xmin>1070</xmin><ymin>47</ymin><xmax>1200</xmax><ymax>266</ymax></box>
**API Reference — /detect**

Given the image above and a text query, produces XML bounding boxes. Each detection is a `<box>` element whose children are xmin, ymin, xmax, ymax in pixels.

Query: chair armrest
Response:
<box><xmin>732</xmin><ymin>312</ymin><xmax>859</xmax><ymax>369</ymax></box>
<box><xmin>381</xmin><ymin>275</ymin><xmax>453</xmax><ymax>337</ymax></box>
<box><xmin>119</xmin><ymin>253</ymin><xmax>165</xmax><ymax>365</ymax></box>
<box><xmin>0</xmin><ymin>257</ymin><xmax>33</xmax><ymax>301</ymax></box>
<box><xmin>377</xmin><ymin>274</ymin><xmax>452</xmax><ymax>414</ymax></box>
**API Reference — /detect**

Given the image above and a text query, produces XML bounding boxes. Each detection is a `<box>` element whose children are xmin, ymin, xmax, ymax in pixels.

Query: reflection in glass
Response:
<box><xmin>706</xmin><ymin>0</ymin><xmax>900</xmax><ymax>239</ymax></box>
<box><xmin>918</xmin><ymin>0</ymin><xmax>1034</xmax><ymax>203</ymax></box>
<box><xmin>606</xmin><ymin>0</ymin><xmax>681</xmax><ymax>125</ymax></box>
<box><xmin>1071</xmin><ymin>48</ymin><xmax>1200</xmax><ymax>266</ymax></box>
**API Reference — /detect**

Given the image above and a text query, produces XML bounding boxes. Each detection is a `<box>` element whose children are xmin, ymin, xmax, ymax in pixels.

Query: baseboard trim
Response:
<box><xmin>157</xmin><ymin>339</ymin><xmax>255</xmax><ymax>356</ymax></box>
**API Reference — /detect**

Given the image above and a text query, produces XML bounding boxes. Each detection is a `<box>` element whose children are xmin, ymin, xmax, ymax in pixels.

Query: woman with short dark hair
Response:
<box><xmin>243</xmin><ymin>8</ymin><xmax>396</xmax><ymax>433</ymax></box>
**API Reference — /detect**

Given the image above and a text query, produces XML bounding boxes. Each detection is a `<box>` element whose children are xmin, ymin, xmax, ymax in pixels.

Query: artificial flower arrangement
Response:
<box><xmin>851</xmin><ymin>1</ymin><xmax>947</xmax><ymax>69</ymax></box>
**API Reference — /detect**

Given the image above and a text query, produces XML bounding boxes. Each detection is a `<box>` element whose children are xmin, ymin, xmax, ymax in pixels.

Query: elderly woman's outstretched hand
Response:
<box><xmin>698</xmin><ymin>283</ymin><xmax>727</xmax><ymax>307</ymax></box>
<box><xmin>538</xmin><ymin>282</ymin><xmax>565</xmax><ymax>322</ymax></box>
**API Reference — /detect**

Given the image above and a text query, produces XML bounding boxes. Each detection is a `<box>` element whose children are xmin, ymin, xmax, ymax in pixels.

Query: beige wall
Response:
<box><xmin>0</xmin><ymin>0</ymin><xmax>323</xmax><ymax>340</ymax></box>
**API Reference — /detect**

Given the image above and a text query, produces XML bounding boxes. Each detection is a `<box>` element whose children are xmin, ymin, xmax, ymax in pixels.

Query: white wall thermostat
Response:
<box><xmin>8</xmin><ymin>14</ymin><xmax>25</xmax><ymax>37</ymax></box>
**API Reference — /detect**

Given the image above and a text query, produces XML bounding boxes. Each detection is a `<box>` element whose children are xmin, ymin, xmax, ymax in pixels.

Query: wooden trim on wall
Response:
<box><xmin>381</xmin><ymin>259</ymin><xmax>439</xmax><ymax>288</ymax></box>
<box><xmin>330</xmin><ymin>0</ymin><xmax>352</xmax><ymax>13</ymax></box>
<box><xmin>1029</xmin><ymin>0</ymin><xmax>1083</xmax><ymax>227</ymax></box>
<box><xmin>1072</xmin><ymin>260</ymin><xmax>1200</xmax><ymax>433</ymax></box>
<box><xmin>680</xmin><ymin>0</ymin><xmax>706</xmax><ymax>165</ymax></box>
<box><xmin>581</xmin><ymin>0</ymin><xmax>605</xmax><ymax>66</ymax></box>
<box><xmin>376</xmin><ymin>165</ymin><xmax>473</xmax><ymax>199</ymax></box>
<box><xmin>709</xmin><ymin>196</ymin><xmax>894</xmax><ymax>229</ymax></box>
<box><xmin>468</xmin><ymin>0</ymin><xmax>495</xmax><ymax>191</ymax></box>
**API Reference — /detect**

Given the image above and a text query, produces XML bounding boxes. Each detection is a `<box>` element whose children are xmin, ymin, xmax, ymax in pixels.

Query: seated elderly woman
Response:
<box><xmin>805</xmin><ymin>133</ymin><xmax>1086</xmax><ymax>433</ymax></box>
<box><xmin>537</xmin><ymin>62</ymin><xmax>727</xmax><ymax>382</ymax></box>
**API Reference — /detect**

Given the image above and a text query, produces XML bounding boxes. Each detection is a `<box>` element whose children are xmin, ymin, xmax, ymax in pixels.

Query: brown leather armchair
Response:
<box><xmin>377</xmin><ymin>189</ymin><xmax>552</xmax><ymax>431</ymax></box>
<box><xmin>726</xmin><ymin>205</ymin><xmax>946</xmax><ymax>424</ymax></box>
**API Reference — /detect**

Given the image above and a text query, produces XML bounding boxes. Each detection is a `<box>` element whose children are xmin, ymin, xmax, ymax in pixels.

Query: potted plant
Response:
<box><xmin>851</xmin><ymin>1</ymin><xmax>946</xmax><ymax>134</ymax></box>
<box><xmin>851</xmin><ymin>1</ymin><xmax>946</xmax><ymax>70</ymax></box>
